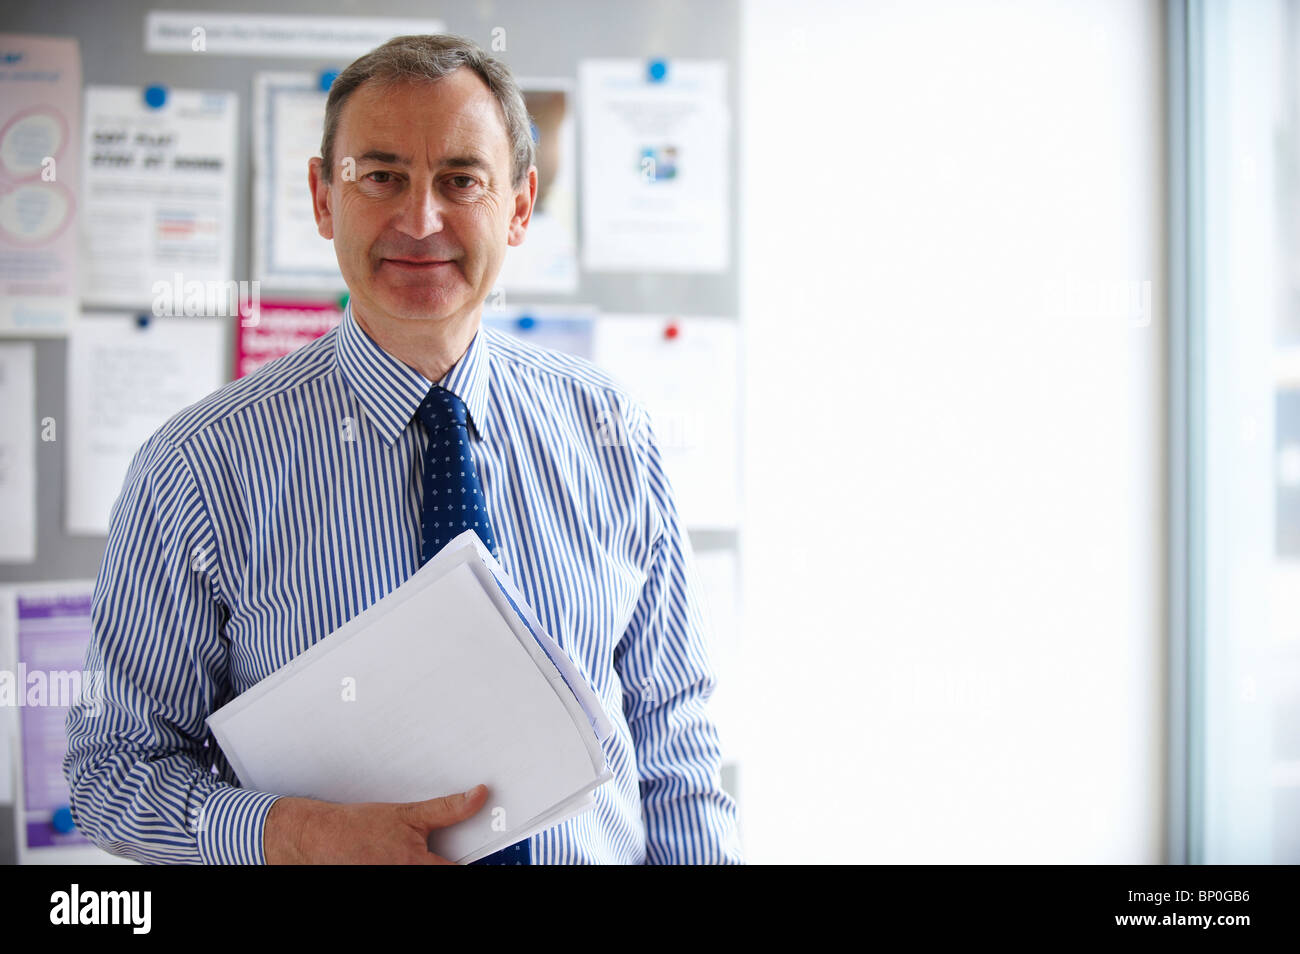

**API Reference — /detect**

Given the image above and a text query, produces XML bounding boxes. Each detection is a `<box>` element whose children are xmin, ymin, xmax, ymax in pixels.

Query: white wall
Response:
<box><xmin>737</xmin><ymin>0</ymin><xmax>1165</xmax><ymax>862</ymax></box>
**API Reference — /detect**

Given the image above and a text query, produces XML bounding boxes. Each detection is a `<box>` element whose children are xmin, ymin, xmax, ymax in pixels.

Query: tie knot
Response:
<box><xmin>416</xmin><ymin>385</ymin><xmax>470</xmax><ymax>434</ymax></box>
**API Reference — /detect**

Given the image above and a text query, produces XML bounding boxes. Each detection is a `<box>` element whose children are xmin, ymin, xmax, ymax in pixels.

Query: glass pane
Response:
<box><xmin>1199</xmin><ymin>0</ymin><xmax>1300</xmax><ymax>863</ymax></box>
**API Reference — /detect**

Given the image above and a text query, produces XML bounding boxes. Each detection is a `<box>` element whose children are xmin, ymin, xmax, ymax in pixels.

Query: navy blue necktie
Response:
<box><xmin>415</xmin><ymin>384</ymin><xmax>530</xmax><ymax>866</ymax></box>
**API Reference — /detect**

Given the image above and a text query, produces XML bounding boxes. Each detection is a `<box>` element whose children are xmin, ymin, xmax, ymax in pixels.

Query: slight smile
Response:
<box><xmin>381</xmin><ymin>258</ymin><xmax>455</xmax><ymax>271</ymax></box>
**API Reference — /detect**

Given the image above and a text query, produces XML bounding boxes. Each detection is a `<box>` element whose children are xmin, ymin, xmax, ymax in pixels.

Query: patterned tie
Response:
<box><xmin>415</xmin><ymin>384</ymin><xmax>530</xmax><ymax>866</ymax></box>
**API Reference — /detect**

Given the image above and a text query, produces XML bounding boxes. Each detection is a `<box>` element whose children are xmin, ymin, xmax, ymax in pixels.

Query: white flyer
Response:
<box><xmin>146</xmin><ymin>12</ymin><xmax>445</xmax><ymax>58</ymax></box>
<box><xmin>80</xmin><ymin>86</ymin><xmax>237</xmax><ymax>310</ymax></box>
<box><xmin>498</xmin><ymin>80</ymin><xmax>578</xmax><ymax>293</ymax></box>
<box><xmin>482</xmin><ymin>303</ymin><xmax>595</xmax><ymax>359</ymax></box>
<box><xmin>65</xmin><ymin>313</ymin><xmax>226</xmax><ymax>535</ymax></box>
<box><xmin>579</xmin><ymin>59</ymin><xmax>730</xmax><ymax>272</ymax></box>
<box><xmin>0</xmin><ymin>343</ymin><xmax>35</xmax><ymax>562</ymax></box>
<box><xmin>253</xmin><ymin>72</ymin><xmax>344</xmax><ymax>291</ymax></box>
<box><xmin>593</xmin><ymin>314</ymin><xmax>740</xmax><ymax>529</ymax></box>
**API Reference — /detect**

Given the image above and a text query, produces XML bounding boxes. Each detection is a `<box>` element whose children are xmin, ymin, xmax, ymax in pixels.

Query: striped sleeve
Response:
<box><xmin>62</xmin><ymin>433</ymin><xmax>282</xmax><ymax>864</ymax></box>
<box><xmin>616</xmin><ymin>405</ymin><xmax>745</xmax><ymax>865</ymax></box>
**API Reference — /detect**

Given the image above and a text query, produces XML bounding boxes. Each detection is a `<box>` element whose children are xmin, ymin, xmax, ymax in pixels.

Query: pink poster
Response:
<box><xmin>235</xmin><ymin>299</ymin><xmax>342</xmax><ymax>378</ymax></box>
<box><xmin>0</xmin><ymin>34</ymin><xmax>81</xmax><ymax>335</ymax></box>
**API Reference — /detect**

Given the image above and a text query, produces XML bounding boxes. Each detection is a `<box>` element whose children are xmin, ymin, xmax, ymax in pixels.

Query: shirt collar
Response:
<box><xmin>335</xmin><ymin>301</ymin><xmax>492</xmax><ymax>448</ymax></box>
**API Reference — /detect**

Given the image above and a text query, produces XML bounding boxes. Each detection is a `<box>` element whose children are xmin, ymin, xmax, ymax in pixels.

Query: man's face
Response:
<box><xmin>309</xmin><ymin>69</ymin><xmax>535</xmax><ymax>330</ymax></box>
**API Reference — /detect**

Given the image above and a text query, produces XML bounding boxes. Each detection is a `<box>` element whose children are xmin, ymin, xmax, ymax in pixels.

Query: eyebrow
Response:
<box><xmin>356</xmin><ymin>149</ymin><xmax>491</xmax><ymax>171</ymax></box>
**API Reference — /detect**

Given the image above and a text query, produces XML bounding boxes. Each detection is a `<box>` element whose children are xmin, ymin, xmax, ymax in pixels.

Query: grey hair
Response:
<box><xmin>319</xmin><ymin>33</ymin><xmax>535</xmax><ymax>188</ymax></box>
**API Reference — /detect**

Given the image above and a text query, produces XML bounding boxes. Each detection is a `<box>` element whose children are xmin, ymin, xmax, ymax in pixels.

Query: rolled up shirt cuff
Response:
<box><xmin>195</xmin><ymin>787</ymin><xmax>285</xmax><ymax>865</ymax></box>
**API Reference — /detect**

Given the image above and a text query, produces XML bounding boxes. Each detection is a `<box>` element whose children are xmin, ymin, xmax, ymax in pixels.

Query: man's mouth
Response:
<box><xmin>383</xmin><ymin>257</ymin><xmax>454</xmax><ymax>269</ymax></box>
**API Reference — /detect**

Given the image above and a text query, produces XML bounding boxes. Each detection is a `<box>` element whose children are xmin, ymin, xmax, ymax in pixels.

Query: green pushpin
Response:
<box><xmin>337</xmin><ymin>292</ymin><xmax>349</xmax><ymax>311</ymax></box>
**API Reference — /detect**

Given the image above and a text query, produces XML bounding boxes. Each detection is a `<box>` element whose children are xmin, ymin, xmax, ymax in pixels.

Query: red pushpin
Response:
<box><xmin>663</xmin><ymin>320</ymin><xmax>680</xmax><ymax>340</ymax></box>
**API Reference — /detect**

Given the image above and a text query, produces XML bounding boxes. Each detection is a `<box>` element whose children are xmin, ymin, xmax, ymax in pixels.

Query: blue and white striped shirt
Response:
<box><xmin>63</xmin><ymin>303</ymin><xmax>743</xmax><ymax>865</ymax></box>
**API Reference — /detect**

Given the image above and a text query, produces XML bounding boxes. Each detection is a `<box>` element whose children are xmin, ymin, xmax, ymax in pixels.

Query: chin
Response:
<box><xmin>384</xmin><ymin>291</ymin><xmax>469</xmax><ymax>322</ymax></box>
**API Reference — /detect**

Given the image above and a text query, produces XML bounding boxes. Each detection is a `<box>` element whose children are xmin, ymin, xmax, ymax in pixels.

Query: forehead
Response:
<box><xmin>336</xmin><ymin>69</ymin><xmax>511</xmax><ymax>165</ymax></box>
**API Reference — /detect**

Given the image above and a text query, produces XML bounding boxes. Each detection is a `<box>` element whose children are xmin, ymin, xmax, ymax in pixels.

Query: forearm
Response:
<box><xmin>263</xmin><ymin>796</ymin><xmax>329</xmax><ymax>865</ymax></box>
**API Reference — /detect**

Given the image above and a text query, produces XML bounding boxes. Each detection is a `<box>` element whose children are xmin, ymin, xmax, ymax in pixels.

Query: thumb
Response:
<box><xmin>411</xmin><ymin>784</ymin><xmax>489</xmax><ymax>831</ymax></box>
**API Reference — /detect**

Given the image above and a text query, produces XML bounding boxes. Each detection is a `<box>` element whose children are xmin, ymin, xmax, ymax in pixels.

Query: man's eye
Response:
<box><xmin>450</xmin><ymin>175</ymin><xmax>478</xmax><ymax>189</ymax></box>
<box><xmin>365</xmin><ymin>171</ymin><xmax>395</xmax><ymax>184</ymax></box>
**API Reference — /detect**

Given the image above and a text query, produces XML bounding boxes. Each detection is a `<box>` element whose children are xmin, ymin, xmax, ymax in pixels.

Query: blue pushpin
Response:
<box><xmin>52</xmin><ymin>805</ymin><xmax>76</xmax><ymax>834</ymax></box>
<box><xmin>528</xmin><ymin>119</ymin><xmax>539</xmax><ymax>144</ymax></box>
<box><xmin>144</xmin><ymin>84</ymin><xmax>167</xmax><ymax>109</ymax></box>
<box><xmin>647</xmin><ymin>58</ymin><xmax>668</xmax><ymax>83</ymax></box>
<box><xmin>136</xmin><ymin>313</ymin><xmax>152</xmax><ymax>329</ymax></box>
<box><xmin>517</xmin><ymin>314</ymin><xmax>536</xmax><ymax>331</ymax></box>
<box><xmin>319</xmin><ymin>69</ymin><xmax>340</xmax><ymax>92</ymax></box>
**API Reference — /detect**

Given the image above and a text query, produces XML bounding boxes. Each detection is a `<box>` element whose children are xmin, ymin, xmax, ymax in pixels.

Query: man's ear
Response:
<box><xmin>506</xmin><ymin>166</ymin><xmax>538</xmax><ymax>247</ymax></box>
<box><xmin>308</xmin><ymin>157</ymin><xmax>334</xmax><ymax>240</ymax></box>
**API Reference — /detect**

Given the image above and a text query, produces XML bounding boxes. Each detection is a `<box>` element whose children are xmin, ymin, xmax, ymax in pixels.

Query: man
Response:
<box><xmin>63</xmin><ymin>34</ymin><xmax>743</xmax><ymax>865</ymax></box>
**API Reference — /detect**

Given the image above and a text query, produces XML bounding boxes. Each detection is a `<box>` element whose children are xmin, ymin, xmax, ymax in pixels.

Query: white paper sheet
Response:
<box><xmin>0</xmin><ymin>343</ymin><xmax>35</xmax><ymax>562</ymax></box>
<box><xmin>146</xmin><ymin>12</ymin><xmax>445</xmax><ymax>58</ymax></box>
<box><xmin>579</xmin><ymin>59</ymin><xmax>730</xmax><ymax>272</ymax></box>
<box><xmin>65</xmin><ymin>313</ymin><xmax>226</xmax><ymax>535</ymax></box>
<box><xmin>0</xmin><ymin>34</ymin><xmax>80</xmax><ymax>336</ymax></box>
<box><xmin>482</xmin><ymin>304</ymin><xmax>595</xmax><ymax>359</ymax></box>
<box><xmin>80</xmin><ymin>86</ymin><xmax>237</xmax><ymax>310</ymax></box>
<box><xmin>207</xmin><ymin>533</ymin><xmax>611</xmax><ymax>864</ymax></box>
<box><xmin>497</xmin><ymin>80</ymin><xmax>578</xmax><ymax>293</ymax></box>
<box><xmin>594</xmin><ymin>314</ymin><xmax>740</xmax><ymax>529</ymax></box>
<box><xmin>253</xmin><ymin>72</ymin><xmax>344</xmax><ymax>291</ymax></box>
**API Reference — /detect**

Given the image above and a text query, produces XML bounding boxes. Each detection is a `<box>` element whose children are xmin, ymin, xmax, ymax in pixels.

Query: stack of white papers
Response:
<box><xmin>206</xmin><ymin>530</ymin><xmax>614</xmax><ymax>864</ymax></box>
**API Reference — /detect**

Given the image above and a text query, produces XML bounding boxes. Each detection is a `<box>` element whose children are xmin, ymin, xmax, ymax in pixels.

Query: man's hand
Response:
<box><xmin>263</xmin><ymin>783</ymin><xmax>490</xmax><ymax>864</ymax></box>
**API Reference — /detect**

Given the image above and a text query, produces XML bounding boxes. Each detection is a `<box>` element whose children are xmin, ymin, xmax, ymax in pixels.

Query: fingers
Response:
<box><xmin>406</xmin><ymin>783</ymin><xmax>490</xmax><ymax>831</ymax></box>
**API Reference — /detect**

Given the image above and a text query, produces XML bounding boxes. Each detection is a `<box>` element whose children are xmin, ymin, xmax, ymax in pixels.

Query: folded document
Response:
<box><xmin>206</xmin><ymin>530</ymin><xmax>614</xmax><ymax>864</ymax></box>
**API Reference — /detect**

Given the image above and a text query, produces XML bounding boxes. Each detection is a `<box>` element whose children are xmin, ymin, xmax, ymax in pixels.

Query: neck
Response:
<box><xmin>351</xmin><ymin>300</ymin><xmax>481</xmax><ymax>383</ymax></box>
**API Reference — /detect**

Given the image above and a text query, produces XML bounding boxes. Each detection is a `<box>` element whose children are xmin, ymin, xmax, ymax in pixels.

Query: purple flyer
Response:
<box><xmin>15</xmin><ymin>588</ymin><xmax>95</xmax><ymax>850</ymax></box>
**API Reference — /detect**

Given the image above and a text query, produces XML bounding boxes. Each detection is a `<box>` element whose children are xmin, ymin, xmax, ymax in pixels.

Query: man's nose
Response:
<box><xmin>394</xmin><ymin>182</ymin><xmax>444</xmax><ymax>240</ymax></box>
